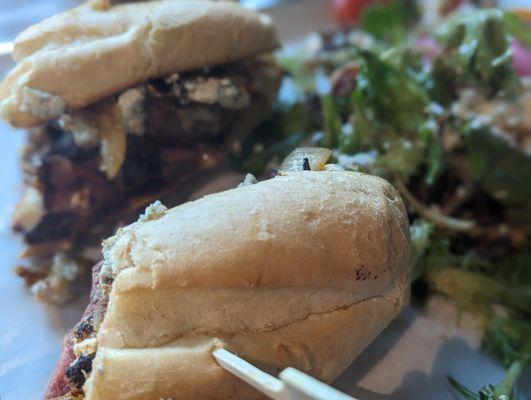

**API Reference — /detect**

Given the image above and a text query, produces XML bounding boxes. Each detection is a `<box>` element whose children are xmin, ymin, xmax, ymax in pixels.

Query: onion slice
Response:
<box><xmin>279</xmin><ymin>147</ymin><xmax>333</xmax><ymax>173</ymax></box>
<box><xmin>98</xmin><ymin>102</ymin><xmax>126</xmax><ymax>180</ymax></box>
<box><xmin>66</xmin><ymin>99</ymin><xmax>127</xmax><ymax>180</ymax></box>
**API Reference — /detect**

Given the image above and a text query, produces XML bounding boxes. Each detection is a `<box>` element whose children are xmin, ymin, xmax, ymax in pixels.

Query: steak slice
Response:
<box><xmin>46</xmin><ymin>262</ymin><xmax>106</xmax><ymax>399</ymax></box>
<box><xmin>13</xmin><ymin>58</ymin><xmax>282</xmax><ymax>302</ymax></box>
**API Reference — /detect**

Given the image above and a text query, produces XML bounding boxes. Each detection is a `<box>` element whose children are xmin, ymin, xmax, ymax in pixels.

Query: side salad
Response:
<box><xmin>238</xmin><ymin>1</ymin><xmax>531</xmax><ymax>398</ymax></box>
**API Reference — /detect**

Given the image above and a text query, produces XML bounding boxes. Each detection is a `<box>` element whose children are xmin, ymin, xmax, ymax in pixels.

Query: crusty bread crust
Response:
<box><xmin>0</xmin><ymin>0</ymin><xmax>279</xmax><ymax>127</ymax></box>
<box><xmin>83</xmin><ymin>171</ymin><xmax>410</xmax><ymax>399</ymax></box>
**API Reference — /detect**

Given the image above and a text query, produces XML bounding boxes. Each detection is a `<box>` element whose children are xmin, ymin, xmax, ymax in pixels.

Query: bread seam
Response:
<box><xmin>108</xmin><ymin>293</ymin><xmax>402</xmax><ymax>349</ymax></box>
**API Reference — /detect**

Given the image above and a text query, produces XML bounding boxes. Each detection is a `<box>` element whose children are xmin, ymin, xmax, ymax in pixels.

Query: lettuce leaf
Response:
<box><xmin>503</xmin><ymin>11</ymin><xmax>531</xmax><ymax>47</ymax></box>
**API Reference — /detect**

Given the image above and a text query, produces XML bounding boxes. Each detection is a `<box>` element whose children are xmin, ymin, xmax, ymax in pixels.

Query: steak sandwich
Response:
<box><xmin>46</xmin><ymin>165</ymin><xmax>411</xmax><ymax>399</ymax></box>
<box><xmin>0</xmin><ymin>0</ymin><xmax>281</xmax><ymax>302</ymax></box>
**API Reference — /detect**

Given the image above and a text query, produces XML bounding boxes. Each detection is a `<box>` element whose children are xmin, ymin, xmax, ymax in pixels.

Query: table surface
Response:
<box><xmin>0</xmin><ymin>1</ymin><xmax>529</xmax><ymax>399</ymax></box>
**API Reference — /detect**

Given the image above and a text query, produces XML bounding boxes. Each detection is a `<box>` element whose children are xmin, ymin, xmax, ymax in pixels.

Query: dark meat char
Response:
<box><xmin>66</xmin><ymin>354</ymin><xmax>96</xmax><ymax>389</ymax></box>
<box><xmin>145</xmin><ymin>92</ymin><xmax>240</xmax><ymax>143</ymax></box>
<box><xmin>22</xmin><ymin>125</ymin><xmax>203</xmax><ymax>246</ymax></box>
<box><xmin>19</xmin><ymin>63</ymin><xmax>254</xmax><ymax>246</ymax></box>
<box><xmin>25</xmin><ymin>213</ymin><xmax>77</xmax><ymax>244</ymax></box>
<box><xmin>45</xmin><ymin>263</ymin><xmax>105</xmax><ymax>399</ymax></box>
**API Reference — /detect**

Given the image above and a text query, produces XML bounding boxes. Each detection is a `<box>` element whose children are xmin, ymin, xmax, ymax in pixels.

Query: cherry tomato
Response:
<box><xmin>331</xmin><ymin>0</ymin><xmax>378</xmax><ymax>25</ymax></box>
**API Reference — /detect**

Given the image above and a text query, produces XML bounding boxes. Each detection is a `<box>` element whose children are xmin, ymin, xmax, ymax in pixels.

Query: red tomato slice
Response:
<box><xmin>332</xmin><ymin>0</ymin><xmax>376</xmax><ymax>25</ymax></box>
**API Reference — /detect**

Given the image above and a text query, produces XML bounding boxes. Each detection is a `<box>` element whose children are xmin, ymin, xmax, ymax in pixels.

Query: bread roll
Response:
<box><xmin>0</xmin><ymin>0</ymin><xmax>279</xmax><ymax>127</ymax></box>
<box><xmin>80</xmin><ymin>171</ymin><xmax>410</xmax><ymax>399</ymax></box>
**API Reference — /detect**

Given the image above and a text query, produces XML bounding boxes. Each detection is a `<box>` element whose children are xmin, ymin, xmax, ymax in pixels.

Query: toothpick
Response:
<box><xmin>212</xmin><ymin>348</ymin><xmax>357</xmax><ymax>400</ymax></box>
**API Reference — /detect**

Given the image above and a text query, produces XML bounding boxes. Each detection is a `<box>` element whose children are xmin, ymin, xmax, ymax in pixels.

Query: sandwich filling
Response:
<box><xmin>46</xmin><ymin>262</ymin><xmax>109</xmax><ymax>399</ymax></box>
<box><xmin>45</xmin><ymin>162</ymin><xmax>410</xmax><ymax>399</ymax></box>
<box><xmin>14</xmin><ymin>57</ymin><xmax>280</xmax><ymax>296</ymax></box>
<box><xmin>46</xmin><ymin>201</ymin><xmax>170</xmax><ymax>399</ymax></box>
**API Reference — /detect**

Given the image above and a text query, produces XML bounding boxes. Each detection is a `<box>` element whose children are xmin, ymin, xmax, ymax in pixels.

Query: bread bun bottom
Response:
<box><xmin>85</xmin><ymin>296</ymin><xmax>401</xmax><ymax>399</ymax></box>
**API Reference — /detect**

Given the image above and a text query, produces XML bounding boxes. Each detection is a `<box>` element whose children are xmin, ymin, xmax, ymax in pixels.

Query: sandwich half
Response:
<box><xmin>46</xmin><ymin>168</ymin><xmax>410</xmax><ymax>399</ymax></box>
<box><xmin>0</xmin><ymin>0</ymin><xmax>281</xmax><ymax>302</ymax></box>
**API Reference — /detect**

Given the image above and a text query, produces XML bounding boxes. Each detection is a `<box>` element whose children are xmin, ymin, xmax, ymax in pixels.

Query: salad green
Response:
<box><xmin>239</xmin><ymin>1</ymin><xmax>531</xmax><ymax>398</ymax></box>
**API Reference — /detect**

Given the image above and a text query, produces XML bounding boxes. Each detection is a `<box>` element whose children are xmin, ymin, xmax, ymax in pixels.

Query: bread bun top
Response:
<box><xmin>99</xmin><ymin>171</ymin><xmax>410</xmax><ymax>349</ymax></box>
<box><xmin>0</xmin><ymin>0</ymin><xmax>279</xmax><ymax>127</ymax></box>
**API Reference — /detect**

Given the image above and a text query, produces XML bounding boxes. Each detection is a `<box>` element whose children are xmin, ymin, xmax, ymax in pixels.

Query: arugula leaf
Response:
<box><xmin>238</xmin><ymin>101</ymin><xmax>312</xmax><ymax>175</ymax></box>
<box><xmin>422</xmin><ymin>233</ymin><xmax>457</xmax><ymax>270</ymax></box>
<box><xmin>462</xmin><ymin>124</ymin><xmax>531</xmax><ymax>206</ymax></box>
<box><xmin>278</xmin><ymin>52</ymin><xmax>316</xmax><ymax>94</ymax></box>
<box><xmin>445</xmin><ymin>289</ymin><xmax>529</xmax><ymax>399</ymax></box>
<box><xmin>321</xmin><ymin>95</ymin><xmax>341</xmax><ymax>148</ymax></box>
<box><xmin>426</xmin><ymin>57</ymin><xmax>458</xmax><ymax>105</ymax></box>
<box><xmin>361</xmin><ymin>0</ymin><xmax>420</xmax><ymax>45</ymax></box>
<box><xmin>410</xmin><ymin>219</ymin><xmax>434</xmax><ymax>281</ymax></box>
<box><xmin>241</xmin><ymin>131</ymin><xmax>305</xmax><ymax>176</ymax></box>
<box><xmin>376</xmin><ymin>138</ymin><xmax>425</xmax><ymax>179</ymax></box>
<box><xmin>449</xmin><ymin>359</ymin><xmax>526</xmax><ymax>400</ymax></box>
<box><xmin>281</xmin><ymin>101</ymin><xmax>315</xmax><ymax>137</ymax></box>
<box><xmin>343</xmin><ymin>49</ymin><xmax>449</xmax><ymax>186</ymax></box>
<box><xmin>428</xmin><ymin>267</ymin><xmax>531</xmax><ymax>316</ymax></box>
<box><xmin>434</xmin><ymin>9</ymin><xmax>520</xmax><ymax>97</ymax></box>
<box><xmin>448</xmin><ymin>376</ymin><xmax>479</xmax><ymax>400</ymax></box>
<box><xmin>337</xmin><ymin>121</ymin><xmax>358</xmax><ymax>154</ymax></box>
<box><xmin>503</xmin><ymin>11</ymin><xmax>531</xmax><ymax>47</ymax></box>
<box><xmin>484</xmin><ymin>317</ymin><xmax>531</xmax><ymax>367</ymax></box>
<box><xmin>419</xmin><ymin>116</ymin><xmax>443</xmax><ymax>184</ymax></box>
<box><xmin>353</xmin><ymin>50</ymin><xmax>429</xmax><ymax>141</ymax></box>
<box><xmin>493</xmin><ymin>360</ymin><xmax>526</xmax><ymax>400</ymax></box>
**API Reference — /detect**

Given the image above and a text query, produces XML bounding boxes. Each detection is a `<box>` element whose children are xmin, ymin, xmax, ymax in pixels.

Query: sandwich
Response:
<box><xmin>0</xmin><ymin>0</ymin><xmax>281</xmax><ymax>302</ymax></box>
<box><xmin>45</xmin><ymin>157</ymin><xmax>411</xmax><ymax>399</ymax></box>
